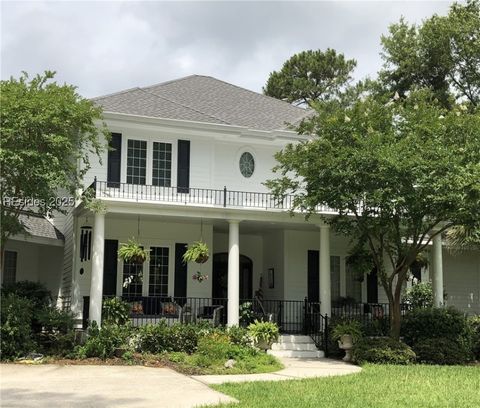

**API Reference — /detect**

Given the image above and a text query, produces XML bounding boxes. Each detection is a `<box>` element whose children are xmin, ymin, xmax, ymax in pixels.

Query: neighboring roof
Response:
<box><xmin>19</xmin><ymin>213</ymin><xmax>64</xmax><ymax>241</ymax></box>
<box><xmin>93</xmin><ymin>75</ymin><xmax>311</xmax><ymax>132</ymax></box>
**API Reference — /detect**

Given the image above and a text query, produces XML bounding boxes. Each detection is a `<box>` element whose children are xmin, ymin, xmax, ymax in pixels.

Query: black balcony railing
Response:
<box><xmin>88</xmin><ymin>179</ymin><xmax>336</xmax><ymax>213</ymax></box>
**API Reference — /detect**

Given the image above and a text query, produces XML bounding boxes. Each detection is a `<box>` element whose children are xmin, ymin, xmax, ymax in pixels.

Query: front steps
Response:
<box><xmin>268</xmin><ymin>334</ymin><xmax>325</xmax><ymax>358</ymax></box>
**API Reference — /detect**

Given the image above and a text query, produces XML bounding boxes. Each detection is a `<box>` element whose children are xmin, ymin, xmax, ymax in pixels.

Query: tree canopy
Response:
<box><xmin>267</xmin><ymin>89</ymin><xmax>480</xmax><ymax>338</ymax></box>
<box><xmin>380</xmin><ymin>0</ymin><xmax>480</xmax><ymax>108</ymax></box>
<box><xmin>0</xmin><ymin>71</ymin><xmax>108</xmax><ymax>261</ymax></box>
<box><xmin>263</xmin><ymin>49</ymin><xmax>357</xmax><ymax>107</ymax></box>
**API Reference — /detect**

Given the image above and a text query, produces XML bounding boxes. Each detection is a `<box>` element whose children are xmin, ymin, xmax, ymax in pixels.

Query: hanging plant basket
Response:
<box><xmin>346</xmin><ymin>248</ymin><xmax>374</xmax><ymax>282</ymax></box>
<box><xmin>183</xmin><ymin>240</ymin><xmax>210</xmax><ymax>264</ymax></box>
<box><xmin>118</xmin><ymin>238</ymin><xmax>149</xmax><ymax>264</ymax></box>
<box><xmin>411</xmin><ymin>252</ymin><xmax>429</xmax><ymax>269</ymax></box>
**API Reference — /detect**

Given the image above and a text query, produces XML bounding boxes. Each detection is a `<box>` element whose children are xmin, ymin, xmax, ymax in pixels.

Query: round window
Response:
<box><xmin>239</xmin><ymin>152</ymin><xmax>255</xmax><ymax>178</ymax></box>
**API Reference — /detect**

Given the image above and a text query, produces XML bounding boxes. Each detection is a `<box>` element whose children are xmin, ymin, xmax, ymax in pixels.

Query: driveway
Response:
<box><xmin>0</xmin><ymin>364</ymin><xmax>236</xmax><ymax>408</ymax></box>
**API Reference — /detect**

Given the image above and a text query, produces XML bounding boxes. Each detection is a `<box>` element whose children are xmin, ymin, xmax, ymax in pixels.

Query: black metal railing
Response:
<box><xmin>331</xmin><ymin>302</ymin><xmax>413</xmax><ymax>336</ymax></box>
<box><xmin>303</xmin><ymin>298</ymin><xmax>329</xmax><ymax>354</ymax></box>
<box><xmin>90</xmin><ymin>179</ymin><xmax>336</xmax><ymax>213</ymax></box>
<box><xmin>82</xmin><ymin>295</ymin><xmax>308</xmax><ymax>334</ymax></box>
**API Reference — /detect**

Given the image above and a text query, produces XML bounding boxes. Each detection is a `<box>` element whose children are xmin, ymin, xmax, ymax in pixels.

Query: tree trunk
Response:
<box><xmin>389</xmin><ymin>299</ymin><xmax>402</xmax><ymax>339</ymax></box>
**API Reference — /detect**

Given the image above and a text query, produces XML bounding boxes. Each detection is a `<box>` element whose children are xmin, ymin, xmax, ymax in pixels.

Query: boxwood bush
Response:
<box><xmin>401</xmin><ymin>307</ymin><xmax>473</xmax><ymax>364</ymax></box>
<box><xmin>352</xmin><ymin>337</ymin><xmax>416</xmax><ymax>365</ymax></box>
<box><xmin>414</xmin><ymin>338</ymin><xmax>471</xmax><ymax>365</ymax></box>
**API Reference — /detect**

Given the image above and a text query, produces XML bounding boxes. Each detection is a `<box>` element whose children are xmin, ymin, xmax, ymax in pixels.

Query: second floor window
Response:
<box><xmin>152</xmin><ymin>142</ymin><xmax>172</xmax><ymax>187</ymax></box>
<box><xmin>127</xmin><ymin>139</ymin><xmax>147</xmax><ymax>184</ymax></box>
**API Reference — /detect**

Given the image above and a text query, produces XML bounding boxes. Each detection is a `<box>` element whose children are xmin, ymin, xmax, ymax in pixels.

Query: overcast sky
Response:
<box><xmin>1</xmin><ymin>1</ymin><xmax>453</xmax><ymax>98</ymax></box>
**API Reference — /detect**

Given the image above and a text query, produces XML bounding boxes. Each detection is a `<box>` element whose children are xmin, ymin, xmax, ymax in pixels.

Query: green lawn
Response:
<box><xmin>208</xmin><ymin>364</ymin><xmax>480</xmax><ymax>408</ymax></box>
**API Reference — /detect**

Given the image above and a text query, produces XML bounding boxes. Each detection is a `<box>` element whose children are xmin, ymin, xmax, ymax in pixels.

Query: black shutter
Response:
<box><xmin>367</xmin><ymin>267</ymin><xmax>379</xmax><ymax>303</ymax></box>
<box><xmin>177</xmin><ymin>140</ymin><xmax>190</xmax><ymax>193</ymax></box>
<box><xmin>174</xmin><ymin>243</ymin><xmax>188</xmax><ymax>300</ymax></box>
<box><xmin>107</xmin><ymin>133</ymin><xmax>122</xmax><ymax>187</ymax></box>
<box><xmin>307</xmin><ymin>250</ymin><xmax>319</xmax><ymax>303</ymax></box>
<box><xmin>103</xmin><ymin>240</ymin><xmax>118</xmax><ymax>296</ymax></box>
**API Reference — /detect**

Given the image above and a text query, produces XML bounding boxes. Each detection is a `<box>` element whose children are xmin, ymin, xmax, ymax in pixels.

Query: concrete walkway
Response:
<box><xmin>0</xmin><ymin>364</ymin><xmax>236</xmax><ymax>408</ymax></box>
<box><xmin>193</xmin><ymin>357</ymin><xmax>362</xmax><ymax>385</ymax></box>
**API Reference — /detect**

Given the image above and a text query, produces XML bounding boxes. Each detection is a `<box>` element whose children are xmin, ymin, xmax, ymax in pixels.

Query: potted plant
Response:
<box><xmin>118</xmin><ymin>238</ymin><xmax>148</xmax><ymax>264</ymax></box>
<box><xmin>332</xmin><ymin>320</ymin><xmax>363</xmax><ymax>362</ymax></box>
<box><xmin>183</xmin><ymin>241</ymin><xmax>209</xmax><ymax>264</ymax></box>
<box><xmin>247</xmin><ymin>320</ymin><xmax>279</xmax><ymax>351</ymax></box>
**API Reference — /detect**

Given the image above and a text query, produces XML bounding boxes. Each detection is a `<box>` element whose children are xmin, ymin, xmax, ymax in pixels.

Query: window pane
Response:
<box><xmin>127</xmin><ymin>140</ymin><xmax>147</xmax><ymax>185</ymax></box>
<box><xmin>346</xmin><ymin>263</ymin><xmax>362</xmax><ymax>303</ymax></box>
<box><xmin>152</xmin><ymin>142</ymin><xmax>172</xmax><ymax>187</ymax></box>
<box><xmin>149</xmin><ymin>247</ymin><xmax>169</xmax><ymax>296</ymax></box>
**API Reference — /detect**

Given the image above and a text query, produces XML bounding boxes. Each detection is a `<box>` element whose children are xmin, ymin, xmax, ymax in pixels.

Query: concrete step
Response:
<box><xmin>267</xmin><ymin>349</ymin><xmax>325</xmax><ymax>358</ymax></box>
<box><xmin>271</xmin><ymin>342</ymin><xmax>319</xmax><ymax>351</ymax></box>
<box><xmin>277</xmin><ymin>335</ymin><xmax>313</xmax><ymax>344</ymax></box>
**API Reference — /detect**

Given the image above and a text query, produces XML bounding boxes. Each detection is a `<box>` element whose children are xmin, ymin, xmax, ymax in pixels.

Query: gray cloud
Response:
<box><xmin>1</xmin><ymin>1</ymin><xmax>451</xmax><ymax>98</ymax></box>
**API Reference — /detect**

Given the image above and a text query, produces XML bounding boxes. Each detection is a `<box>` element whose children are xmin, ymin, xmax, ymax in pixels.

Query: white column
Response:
<box><xmin>227</xmin><ymin>220</ymin><xmax>240</xmax><ymax>326</ymax></box>
<box><xmin>89</xmin><ymin>212</ymin><xmax>105</xmax><ymax>326</ymax></box>
<box><xmin>432</xmin><ymin>233</ymin><xmax>444</xmax><ymax>307</ymax></box>
<box><xmin>319</xmin><ymin>223</ymin><xmax>331</xmax><ymax>316</ymax></box>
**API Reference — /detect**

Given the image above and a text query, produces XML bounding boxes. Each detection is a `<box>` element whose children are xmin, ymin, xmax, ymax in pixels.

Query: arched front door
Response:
<box><xmin>212</xmin><ymin>253</ymin><xmax>253</xmax><ymax>299</ymax></box>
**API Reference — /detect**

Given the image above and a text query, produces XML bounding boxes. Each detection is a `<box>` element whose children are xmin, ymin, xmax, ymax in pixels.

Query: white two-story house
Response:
<box><xmin>4</xmin><ymin>75</ymin><xmax>480</xmax><ymax>333</ymax></box>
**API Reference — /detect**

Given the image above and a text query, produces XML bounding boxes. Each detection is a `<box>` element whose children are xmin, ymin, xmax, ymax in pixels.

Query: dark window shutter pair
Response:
<box><xmin>107</xmin><ymin>133</ymin><xmax>122</xmax><ymax>187</ymax></box>
<box><xmin>108</xmin><ymin>135</ymin><xmax>190</xmax><ymax>191</ymax></box>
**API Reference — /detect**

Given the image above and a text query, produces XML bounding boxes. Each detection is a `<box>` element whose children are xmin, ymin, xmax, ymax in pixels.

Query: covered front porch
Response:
<box><xmin>73</xmin><ymin>205</ymin><xmax>449</xmax><ymax>336</ymax></box>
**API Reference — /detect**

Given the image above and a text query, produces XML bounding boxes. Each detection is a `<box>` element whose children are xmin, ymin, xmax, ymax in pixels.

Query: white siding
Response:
<box><xmin>444</xmin><ymin>250</ymin><xmax>480</xmax><ymax>314</ymax></box>
<box><xmin>3</xmin><ymin>239</ymin><xmax>63</xmax><ymax>297</ymax></box>
<box><xmin>263</xmin><ymin>231</ymin><xmax>285</xmax><ymax>300</ymax></box>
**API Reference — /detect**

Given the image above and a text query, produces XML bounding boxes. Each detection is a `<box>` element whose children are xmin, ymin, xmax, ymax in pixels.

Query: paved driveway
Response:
<box><xmin>0</xmin><ymin>364</ymin><xmax>236</xmax><ymax>408</ymax></box>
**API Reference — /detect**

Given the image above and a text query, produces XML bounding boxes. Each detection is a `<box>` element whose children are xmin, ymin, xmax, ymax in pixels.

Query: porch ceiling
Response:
<box><xmin>102</xmin><ymin>212</ymin><xmax>320</xmax><ymax>234</ymax></box>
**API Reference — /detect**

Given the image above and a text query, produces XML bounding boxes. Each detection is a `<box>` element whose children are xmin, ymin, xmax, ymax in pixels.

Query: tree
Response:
<box><xmin>266</xmin><ymin>89</ymin><xmax>480</xmax><ymax>339</ymax></box>
<box><xmin>263</xmin><ymin>49</ymin><xmax>357</xmax><ymax>107</ymax></box>
<box><xmin>0</xmin><ymin>71</ymin><xmax>108</xmax><ymax>272</ymax></box>
<box><xmin>380</xmin><ymin>0</ymin><xmax>480</xmax><ymax>108</ymax></box>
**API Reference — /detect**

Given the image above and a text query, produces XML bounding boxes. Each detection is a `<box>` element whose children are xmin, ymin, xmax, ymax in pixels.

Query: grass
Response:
<box><xmin>164</xmin><ymin>351</ymin><xmax>283</xmax><ymax>375</ymax></box>
<box><xmin>208</xmin><ymin>364</ymin><xmax>480</xmax><ymax>408</ymax></box>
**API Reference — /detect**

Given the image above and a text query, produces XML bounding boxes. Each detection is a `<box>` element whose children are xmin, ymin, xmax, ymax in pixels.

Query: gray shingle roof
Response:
<box><xmin>19</xmin><ymin>213</ymin><xmax>64</xmax><ymax>241</ymax></box>
<box><xmin>93</xmin><ymin>75</ymin><xmax>310</xmax><ymax>131</ymax></box>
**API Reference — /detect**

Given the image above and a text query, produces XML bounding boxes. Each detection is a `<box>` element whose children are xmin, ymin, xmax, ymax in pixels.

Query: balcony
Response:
<box><xmin>89</xmin><ymin>179</ymin><xmax>337</xmax><ymax>213</ymax></box>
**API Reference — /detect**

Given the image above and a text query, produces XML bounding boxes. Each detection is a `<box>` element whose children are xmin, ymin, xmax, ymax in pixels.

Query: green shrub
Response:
<box><xmin>403</xmin><ymin>282</ymin><xmax>433</xmax><ymax>309</ymax></box>
<box><xmin>138</xmin><ymin>322</ymin><xmax>202</xmax><ymax>354</ymax></box>
<box><xmin>75</xmin><ymin>322</ymin><xmax>133</xmax><ymax>359</ymax></box>
<box><xmin>35</xmin><ymin>306</ymin><xmax>76</xmax><ymax>356</ymax></box>
<box><xmin>1</xmin><ymin>280</ymin><xmax>51</xmax><ymax>309</ymax></box>
<box><xmin>361</xmin><ymin>317</ymin><xmax>389</xmax><ymax>337</ymax></box>
<box><xmin>401</xmin><ymin>307</ymin><xmax>472</xmax><ymax>347</ymax></box>
<box><xmin>196</xmin><ymin>333</ymin><xmax>256</xmax><ymax>363</ymax></box>
<box><xmin>226</xmin><ymin>325</ymin><xmax>251</xmax><ymax>346</ymax></box>
<box><xmin>137</xmin><ymin>322</ymin><xmax>170</xmax><ymax>353</ymax></box>
<box><xmin>168</xmin><ymin>324</ymin><xmax>200</xmax><ymax>353</ymax></box>
<box><xmin>414</xmin><ymin>338</ymin><xmax>472</xmax><ymax>365</ymax></box>
<box><xmin>353</xmin><ymin>337</ymin><xmax>416</xmax><ymax>365</ymax></box>
<box><xmin>0</xmin><ymin>294</ymin><xmax>35</xmax><ymax>360</ymax></box>
<box><xmin>247</xmin><ymin>320</ymin><xmax>279</xmax><ymax>345</ymax></box>
<box><xmin>102</xmin><ymin>297</ymin><xmax>131</xmax><ymax>325</ymax></box>
<box><xmin>468</xmin><ymin>315</ymin><xmax>480</xmax><ymax>360</ymax></box>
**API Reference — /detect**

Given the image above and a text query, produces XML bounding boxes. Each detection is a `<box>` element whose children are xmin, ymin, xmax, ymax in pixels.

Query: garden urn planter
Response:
<box><xmin>255</xmin><ymin>339</ymin><xmax>271</xmax><ymax>351</ymax></box>
<box><xmin>338</xmin><ymin>334</ymin><xmax>354</xmax><ymax>362</ymax></box>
